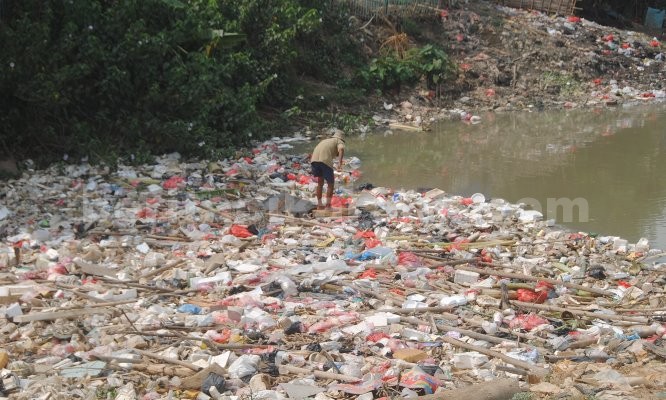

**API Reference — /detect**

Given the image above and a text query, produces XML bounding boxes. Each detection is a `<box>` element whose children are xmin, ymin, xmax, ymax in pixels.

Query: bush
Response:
<box><xmin>359</xmin><ymin>44</ymin><xmax>457</xmax><ymax>94</ymax></box>
<box><xmin>0</xmin><ymin>0</ymin><xmax>333</xmax><ymax>165</ymax></box>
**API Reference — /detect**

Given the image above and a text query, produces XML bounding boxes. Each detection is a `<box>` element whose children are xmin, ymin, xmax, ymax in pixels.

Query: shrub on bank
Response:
<box><xmin>0</xmin><ymin>0</ymin><xmax>354</xmax><ymax>165</ymax></box>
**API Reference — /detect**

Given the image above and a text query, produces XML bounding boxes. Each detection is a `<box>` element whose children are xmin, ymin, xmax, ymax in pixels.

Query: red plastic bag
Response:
<box><xmin>509</xmin><ymin>314</ymin><xmax>549</xmax><ymax>331</ymax></box>
<box><xmin>331</xmin><ymin>196</ymin><xmax>352</xmax><ymax>208</ymax></box>
<box><xmin>366</xmin><ymin>331</ymin><xmax>391</xmax><ymax>342</ymax></box>
<box><xmin>162</xmin><ymin>176</ymin><xmax>185</xmax><ymax>189</ymax></box>
<box><xmin>364</xmin><ymin>238</ymin><xmax>382</xmax><ymax>249</ymax></box>
<box><xmin>229</xmin><ymin>225</ymin><xmax>254</xmax><ymax>238</ymax></box>
<box><xmin>354</xmin><ymin>230</ymin><xmax>376</xmax><ymax>239</ymax></box>
<box><xmin>516</xmin><ymin>288</ymin><xmax>547</xmax><ymax>304</ymax></box>
<box><xmin>358</xmin><ymin>268</ymin><xmax>377</xmax><ymax>279</ymax></box>
<box><xmin>398</xmin><ymin>252</ymin><xmax>423</xmax><ymax>267</ymax></box>
<box><xmin>650</xmin><ymin>40</ymin><xmax>660</xmax><ymax>47</ymax></box>
<box><xmin>567</xmin><ymin>16</ymin><xmax>581</xmax><ymax>23</ymax></box>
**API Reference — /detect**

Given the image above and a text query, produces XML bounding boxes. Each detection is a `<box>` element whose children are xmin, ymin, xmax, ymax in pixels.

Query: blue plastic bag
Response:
<box><xmin>645</xmin><ymin>7</ymin><xmax>665</xmax><ymax>30</ymax></box>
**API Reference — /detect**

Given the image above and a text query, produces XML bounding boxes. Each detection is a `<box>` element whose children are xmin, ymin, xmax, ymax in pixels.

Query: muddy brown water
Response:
<box><xmin>296</xmin><ymin>102</ymin><xmax>666</xmax><ymax>250</ymax></box>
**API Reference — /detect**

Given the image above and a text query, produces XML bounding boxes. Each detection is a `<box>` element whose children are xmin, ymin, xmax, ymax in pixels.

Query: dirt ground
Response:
<box><xmin>352</xmin><ymin>0</ymin><xmax>665</xmax><ymax>125</ymax></box>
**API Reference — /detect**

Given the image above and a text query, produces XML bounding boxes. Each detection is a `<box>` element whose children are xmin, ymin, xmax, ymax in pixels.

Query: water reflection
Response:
<box><xmin>339</xmin><ymin>103</ymin><xmax>666</xmax><ymax>248</ymax></box>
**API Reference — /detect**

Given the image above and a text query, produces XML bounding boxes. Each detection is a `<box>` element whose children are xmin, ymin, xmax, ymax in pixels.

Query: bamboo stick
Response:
<box><xmin>439</xmin><ymin>335</ymin><xmax>550</xmax><ymax>377</ymax></box>
<box><xmin>141</xmin><ymin>259</ymin><xmax>187</xmax><ymax>280</ymax></box>
<box><xmin>376</xmin><ymin>307</ymin><xmax>460</xmax><ymax>321</ymax></box>
<box><xmin>511</xmin><ymin>301</ymin><xmax>648</xmax><ymax>323</ymax></box>
<box><xmin>402</xmin><ymin>316</ymin><xmax>550</xmax><ymax>354</ymax></box>
<box><xmin>279</xmin><ymin>364</ymin><xmax>362</xmax><ymax>382</ymax></box>
<box><xmin>456</xmin><ymin>265</ymin><xmax>614</xmax><ymax>297</ymax></box>
<box><xmin>133</xmin><ymin>349</ymin><xmax>202</xmax><ymax>371</ymax></box>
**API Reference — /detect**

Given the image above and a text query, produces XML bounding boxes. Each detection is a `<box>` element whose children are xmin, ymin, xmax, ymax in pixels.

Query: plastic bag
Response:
<box><xmin>509</xmin><ymin>314</ymin><xmax>549</xmax><ymax>331</ymax></box>
<box><xmin>331</xmin><ymin>196</ymin><xmax>352</xmax><ymax>208</ymax></box>
<box><xmin>228</xmin><ymin>354</ymin><xmax>260</xmax><ymax>379</ymax></box>
<box><xmin>398</xmin><ymin>252</ymin><xmax>423</xmax><ymax>267</ymax></box>
<box><xmin>177</xmin><ymin>304</ymin><xmax>202</xmax><ymax>314</ymax></box>
<box><xmin>516</xmin><ymin>288</ymin><xmax>547</xmax><ymax>304</ymax></box>
<box><xmin>358</xmin><ymin>268</ymin><xmax>377</xmax><ymax>279</ymax></box>
<box><xmin>399</xmin><ymin>366</ymin><xmax>441</xmax><ymax>395</ymax></box>
<box><xmin>201</xmin><ymin>373</ymin><xmax>226</xmax><ymax>395</ymax></box>
<box><xmin>162</xmin><ymin>176</ymin><xmax>185</xmax><ymax>189</ymax></box>
<box><xmin>229</xmin><ymin>224</ymin><xmax>254</xmax><ymax>238</ymax></box>
<box><xmin>273</xmin><ymin>274</ymin><xmax>298</xmax><ymax>297</ymax></box>
<box><xmin>354</xmin><ymin>230</ymin><xmax>376</xmax><ymax>239</ymax></box>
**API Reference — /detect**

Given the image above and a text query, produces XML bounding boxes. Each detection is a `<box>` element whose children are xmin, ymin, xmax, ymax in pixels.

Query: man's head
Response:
<box><xmin>331</xmin><ymin>129</ymin><xmax>345</xmax><ymax>141</ymax></box>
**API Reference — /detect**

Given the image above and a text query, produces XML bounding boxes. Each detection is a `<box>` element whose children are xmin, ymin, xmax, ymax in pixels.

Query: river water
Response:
<box><xmin>316</xmin><ymin>103</ymin><xmax>666</xmax><ymax>249</ymax></box>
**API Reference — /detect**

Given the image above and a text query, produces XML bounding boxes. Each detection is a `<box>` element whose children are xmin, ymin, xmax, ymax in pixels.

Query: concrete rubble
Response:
<box><xmin>2</xmin><ymin>135</ymin><xmax>666</xmax><ymax>399</ymax></box>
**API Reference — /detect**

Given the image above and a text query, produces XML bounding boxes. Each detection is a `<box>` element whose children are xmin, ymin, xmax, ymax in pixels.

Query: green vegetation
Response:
<box><xmin>0</xmin><ymin>0</ymin><xmax>362</xmax><ymax>165</ymax></box>
<box><xmin>0</xmin><ymin>0</ymin><xmax>455</xmax><ymax>166</ymax></box>
<box><xmin>360</xmin><ymin>44</ymin><xmax>457</xmax><ymax>94</ymax></box>
<box><xmin>541</xmin><ymin>71</ymin><xmax>584</xmax><ymax>97</ymax></box>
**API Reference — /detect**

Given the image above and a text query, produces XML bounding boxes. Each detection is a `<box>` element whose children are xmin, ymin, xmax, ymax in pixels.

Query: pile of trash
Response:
<box><xmin>366</xmin><ymin>2</ymin><xmax>666</xmax><ymax>130</ymax></box>
<box><xmin>2</xmin><ymin>135</ymin><xmax>666</xmax><ymax>400</ymax></box>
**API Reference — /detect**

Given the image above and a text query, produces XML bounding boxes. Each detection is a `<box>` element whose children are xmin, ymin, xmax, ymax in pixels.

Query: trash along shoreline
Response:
<box><xmin>360</xmin><ymin>3</ymin><xmax>666</xmax><ymax>130</ymax></box>
<box><xmin>2</xmin><ymin>135</ymin><xmax>666</xmax><ymax>400</ymax></box>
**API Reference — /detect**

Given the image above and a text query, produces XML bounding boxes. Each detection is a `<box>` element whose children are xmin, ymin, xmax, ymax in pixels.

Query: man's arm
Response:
<box><xmin>337</xmin><ymin>146</ymin><xmax>345</xmax><ymax>171</ymax></box>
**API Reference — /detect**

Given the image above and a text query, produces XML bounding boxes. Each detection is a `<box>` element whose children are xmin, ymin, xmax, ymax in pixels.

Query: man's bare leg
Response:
<box><xmin>325</xmin><ymin>181</ymin><xmax>334</xmax><ymax>209</ymax></box>
<box><xmin>316</xmin><ymin>179</ymin><xmax>325</xmax><ymax>210</ymax></box>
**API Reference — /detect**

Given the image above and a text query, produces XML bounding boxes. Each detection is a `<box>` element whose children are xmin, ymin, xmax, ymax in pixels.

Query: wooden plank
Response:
<box><xmin>12</xmin><ymin>307</ymin><xmax>115</xmax><ymax>323</ymax></box>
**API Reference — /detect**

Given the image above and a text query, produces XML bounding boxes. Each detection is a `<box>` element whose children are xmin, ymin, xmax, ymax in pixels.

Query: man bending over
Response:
<box><xmin>310</xmin><ymin>130</ymin><xmax>345</xmax><ymax>210</ymax></box>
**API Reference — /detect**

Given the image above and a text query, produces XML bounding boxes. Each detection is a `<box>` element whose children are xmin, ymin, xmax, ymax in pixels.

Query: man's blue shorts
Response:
<box><xmin>311</xmin><ymin>162</ymin><xmax>334</xmax><ymax>184</ymax></box>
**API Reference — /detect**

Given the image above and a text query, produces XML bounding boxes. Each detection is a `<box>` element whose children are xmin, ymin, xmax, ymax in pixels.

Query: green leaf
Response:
<box><xmin>160</xmin><ymin>0</ymin><xmax>186</xmax><ymax>9</ymax></box>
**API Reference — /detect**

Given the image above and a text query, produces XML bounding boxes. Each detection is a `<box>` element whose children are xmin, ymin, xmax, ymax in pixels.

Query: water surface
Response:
<box><xmin>330</xmin><ymin>103</ymin><xmax>666</xmax><ymax>249</ymax></box>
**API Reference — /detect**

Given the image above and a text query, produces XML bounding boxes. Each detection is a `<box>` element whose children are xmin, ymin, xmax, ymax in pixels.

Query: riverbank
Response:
<box><xmin>2</xmin><ymin>136</ymin><xmax>666</xmax><ymax>399</ymax></box>
<box><xmin>331</xmin><ymin>1</ymin><xmax>665</xmax><ymax>131</ymax></box>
